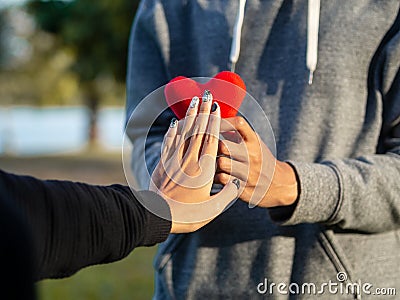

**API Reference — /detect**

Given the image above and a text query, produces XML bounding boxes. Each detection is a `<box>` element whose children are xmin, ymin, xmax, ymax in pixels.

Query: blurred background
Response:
<box><xmin>0</xmin><ymin>0</ymin><xmax>156</xmax><ymax>299</ymax></box>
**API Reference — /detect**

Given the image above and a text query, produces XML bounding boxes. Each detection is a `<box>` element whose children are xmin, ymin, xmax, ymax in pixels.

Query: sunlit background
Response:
<box><xmin>0</xmin><ymin>0</ymin><xmax>27</xmax><ymax>8</ymax></box>
<box><xmin>0</xmin><ymin>0</ymin><xmax>156</xmax><ymax>299</ymax></box>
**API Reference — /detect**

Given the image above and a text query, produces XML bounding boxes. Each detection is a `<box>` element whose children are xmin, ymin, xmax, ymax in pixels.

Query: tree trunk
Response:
<box><xmin>84</xmin><ymin>82</ymin><xmax>100</xmax><ymax>150</ymax></box>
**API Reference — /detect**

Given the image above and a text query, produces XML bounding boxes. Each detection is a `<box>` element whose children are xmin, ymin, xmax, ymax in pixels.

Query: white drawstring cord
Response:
<box><xmin>229</xmin><ymin>0</ymin><xmax>246</xmax><ymax>72</ymax></box>
<box><xmin>229</xmin><ymin>0</ymin><xmax>320</xmax><ymax>84</ymax></box>
<box><xmin>307</xmin><ymin>0</ymin><xmax>320</xmax><ymax>85</ymax></box>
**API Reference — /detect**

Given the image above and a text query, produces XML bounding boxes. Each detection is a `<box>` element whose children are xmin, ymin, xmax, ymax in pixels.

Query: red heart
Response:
<box><xmin>164</xmin><ymin>71</ymin><xmax>246</xmax><ymax>119</ymax></box>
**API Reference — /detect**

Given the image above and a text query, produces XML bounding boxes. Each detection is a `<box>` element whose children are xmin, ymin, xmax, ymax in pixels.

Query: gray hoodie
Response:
<box><xmin>126</xmin><ymin>0</ymin><xmax>400</xmax><ymax>299</ymax></box>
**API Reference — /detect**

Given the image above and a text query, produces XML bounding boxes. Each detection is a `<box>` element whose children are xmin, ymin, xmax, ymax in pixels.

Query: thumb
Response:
<box><xmin>208</xmin><ymin>178</ymin><xmax>241</xmax><ymax>214</ymax></box>
<box><xmin>170</xmin><ymin>179</ymin><xmax>240</xmax><ymax>233</ymax></box>
<box><xmin>166</xmin><ymin>178</ymin><xmax>241</xmax><ymax>225</ymax></box>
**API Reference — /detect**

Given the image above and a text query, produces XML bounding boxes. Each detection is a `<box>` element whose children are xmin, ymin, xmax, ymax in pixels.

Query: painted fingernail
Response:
<box><xmin>170</xmin><ymin>118</ymin><xmax>178</xmax><ymax>128</ymax></box>
<box><xmin>232</xmin><ymin>178</ymin><xmax>240</xmax><ymax>190</ymax></box>
<box><xmin>202</xmin><ymin>90</ymin><xmax>213</xmax><ymax>102</ymax></box>
<box><xmin>190</xmin><ymin>96</ymin><xmax>200</xmax><ymax>108</ymax></box>
<box><xmin>211</xmin><ymin>102</ymin><xmax>219</xmax><ymax>112</ymax></box>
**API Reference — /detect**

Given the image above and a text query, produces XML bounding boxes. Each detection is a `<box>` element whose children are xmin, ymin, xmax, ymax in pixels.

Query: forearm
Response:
<box><xmin>269</xmin><ymin>153</ymin><xmax>400</xmax><ymax>233</ymax></box>
<box><xmin>0</xmin><ymin>170</ymin><xmax>171</xmax><ymax>280</ymax></box>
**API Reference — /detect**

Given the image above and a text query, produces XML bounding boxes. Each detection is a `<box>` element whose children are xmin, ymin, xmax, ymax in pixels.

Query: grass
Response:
<box><xmin>37</xmin><ymin>247</ymin><xmax>157</xmax><ymax>300</ymax></box>
<box><xmin>0</xmin><ymin>151</ymin><xmax>156</xmax><ymax>300</ymax></box>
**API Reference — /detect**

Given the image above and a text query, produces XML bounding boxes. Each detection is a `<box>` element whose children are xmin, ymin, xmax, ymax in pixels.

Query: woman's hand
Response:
<box><xmin>215</xmin><ymin>116</ymin><xmax>298</xmax><ymax>208</ymax></box>
<box><xmin>150</xmin><ymin>91</ymin><xmax>240</xmax><ymax>233</ymax></box>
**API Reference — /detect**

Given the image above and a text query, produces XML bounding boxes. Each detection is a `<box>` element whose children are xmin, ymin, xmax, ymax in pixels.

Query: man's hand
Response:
<box><xmin>215</xmin><ymin>116</ymin><xmax>298</xmax><ymax>208</ymax></box>
<box><xmin>150</xmin><ymin>92</ymin><xmax>240</xmax><ymax>234</ymax></box>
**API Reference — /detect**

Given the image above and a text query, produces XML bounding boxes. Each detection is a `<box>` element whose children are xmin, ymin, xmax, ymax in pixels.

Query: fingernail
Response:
<box><xmin>202</xmin><ymin>90</ymin><xmax>213</xmax><ymax>102</ymax></box>
<box><xmin>232</xmin><ymin>178</ymin><xmax>240</xmax><ymax>189</ymax></box>
<box><xmin>190</xmin><ymin>96</ymin><xmax>199</xmax><ymax>108</ymax></box>
<box><xmin>170</xmin><ymin>118</ymin><xmax>178</xmax><ymax>128</ymax></box>
<box><xmin>211</xmin><ymin>102</ymin><xmax>219</xmax><ymax>112</ymax></box>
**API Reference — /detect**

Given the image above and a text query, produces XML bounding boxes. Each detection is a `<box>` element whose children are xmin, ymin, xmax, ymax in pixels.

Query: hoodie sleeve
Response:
<box><xmin>269</xmin><ymin>15</ymin><xmax>400</xmax><ymax>233</ymax></box>
<box><xmin>125</xmin><ymin>0</ymin><xmax>174</xmax><ymax>189</ymax></box>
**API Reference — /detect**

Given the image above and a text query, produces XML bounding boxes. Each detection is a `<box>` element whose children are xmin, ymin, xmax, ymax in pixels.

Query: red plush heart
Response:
<box><xmin>164</xmin><ymin>71</ymin><xmax>246</xmax><ymax>119</ymax></box>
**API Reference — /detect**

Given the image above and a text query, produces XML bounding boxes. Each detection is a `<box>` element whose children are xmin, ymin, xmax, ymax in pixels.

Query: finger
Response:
<box><xmin>185</xmin><ymin>90</ymin><xmax>213</xmax><ymax>158</ymax></box>
<box><xmin>218</xmin><ymin>139</ymin><xmax>248</xmax><ymax>162</ymax></box>
<box><xmin>200</xmin><ymin>101</ymin><xmax>221</xmax><ymax>158</ymax></box>
<box><xmin>178</xmin><ymin>96</ymin><xmax>200</xmax><ymax>144</ymax></box>
<box><xmin>161</xmin><ymin>118</ymin><xmax>178</xmax><ymax>160</ymax></box>
<box><xmin>208</xmin><ymin>178</ymin><xmax>241</xmax><ymax>212</ymax></box>
<box><xmin>214</xmin><ymin>173</ymin><xmax>243</xmax><ymax>188</ymax></box>
<box><xmin>220</xmin><ymin>116</ymin><xmax>256</xmax><ymax>142</ymax></box>
<box><xmin>176</xmin><ymin>119</ymin><xmax>185</xmax><ymax>136</ymax></box>
<box><xmin>214</xmin><ymin>172</ymin><xmax>231</xmax><ymax>185</ymax></box>
<box><xmin>221</xmin><ymin>131</ymin><xmax>243</xmax><ymax>143</ymax></box>
<box><xmin>214</xmin><ymin>173</ymin><xmax>247</xmax><ymax>200</ymax></box>
<box><xmin>216</xmin><ymin>156</ymin><xmax>249</xmax><ymax>182</ymax></box>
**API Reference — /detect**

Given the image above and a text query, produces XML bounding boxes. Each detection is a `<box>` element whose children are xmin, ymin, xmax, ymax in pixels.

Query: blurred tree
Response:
<box><xmin>0</xmin><ymin>7</ymin><xmax>80</xmax><ymax>107</ymax></box>
<box><xmin>0</xmin><ymin>10</ymin><xmax>5</xmax><ymax>67</ymax></box>
<box><xmin>27</xmin><ymin>0</ymin><xmax>139</xmax><ymax>146</ymax></box>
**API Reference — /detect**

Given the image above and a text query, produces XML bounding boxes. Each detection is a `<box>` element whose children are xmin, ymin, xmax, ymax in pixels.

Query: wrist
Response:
<box><xmin>278</xmin><ymin>161</ymin><xmax>299</xmax><ymax>206</ymax></box>
<box><xmin>263</xmin><ymin>161</ymin><xmax>298</xmax><ymax>207</ymax></box>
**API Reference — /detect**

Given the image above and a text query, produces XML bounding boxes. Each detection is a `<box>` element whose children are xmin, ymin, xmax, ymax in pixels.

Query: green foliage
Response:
<box><xmin>24</xmin><ymin>0</ymin><xmax>140</xmax><ymax>143</ymax></box>
<box><xmin>0</xmin><ymin>29</ymin><xmax>81</xmax><ymax>106</ymax></box>
<box><xmin>27</xmin><ymin>0</ymin><xmax>139</xmax><ymax>83</ymax></box>
<box><xmin>27</xmin><ymin>1</ymin><xmax>71</xmax><ymax>34</ymax></box>
<box><xmin>0</xmin><ymin>10</ymin><xmax>6</xmax><ymax>66</ymax></box>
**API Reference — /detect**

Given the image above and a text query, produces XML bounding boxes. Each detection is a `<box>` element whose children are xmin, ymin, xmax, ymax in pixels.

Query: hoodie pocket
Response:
<box><xmin>318</xmin><ymin>229</ymin><xmax>361</xmax><ymax>300</ymax></box>
<box><xmin>153</xmin><ymin>235</ymin><xmax>188</xmax><ymax>300</ymax></box>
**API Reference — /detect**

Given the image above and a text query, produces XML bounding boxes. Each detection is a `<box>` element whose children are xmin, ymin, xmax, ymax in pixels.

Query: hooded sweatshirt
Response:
<box><xmin>126</xmin><ymin>0</ymin><xmax>400</xmax><ymax>299</ymax></box>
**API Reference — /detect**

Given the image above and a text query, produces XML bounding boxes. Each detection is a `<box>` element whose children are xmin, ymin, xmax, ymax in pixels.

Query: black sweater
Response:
<box><xmin>0</xmin><ymin>169</ymin><xmax>171</xmax><ymax>299</ymax></box>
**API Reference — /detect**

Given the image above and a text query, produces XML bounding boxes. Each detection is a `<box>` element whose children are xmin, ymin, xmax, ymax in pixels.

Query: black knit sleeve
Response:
<box><xmin>0</xmin><ymin>169</ymin><xmax>171</xmax><ymax>280</ymax></box>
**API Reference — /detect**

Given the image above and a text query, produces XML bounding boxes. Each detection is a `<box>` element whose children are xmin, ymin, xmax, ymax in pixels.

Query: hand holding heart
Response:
<box><xmin>162</xmin><ymin>71</ymin><xmax>298</xmax><ymax>213</ymax></box>
<box><xmin>215</xmin><ymin>116</ymin><xmax>299</xmax><ymax>208</ymax></box>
